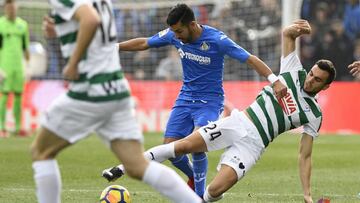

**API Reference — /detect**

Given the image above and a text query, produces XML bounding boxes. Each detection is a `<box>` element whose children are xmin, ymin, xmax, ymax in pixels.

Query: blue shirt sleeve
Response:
<box><xmin>218</xmin><ymin>34</ymin><xmax>250</xmax><ymax>63</ymax></box>
<box><xmin>147</xmin><ymin>28</ymin><xmax>174</xmax><ymax>48</ymax></box>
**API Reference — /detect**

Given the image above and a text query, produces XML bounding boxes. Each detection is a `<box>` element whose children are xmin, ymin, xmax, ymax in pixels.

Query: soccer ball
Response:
<box><xmin>99</xmin><ymin>185</ymin><xmax>131</xmax><ymax>203</ymax></box>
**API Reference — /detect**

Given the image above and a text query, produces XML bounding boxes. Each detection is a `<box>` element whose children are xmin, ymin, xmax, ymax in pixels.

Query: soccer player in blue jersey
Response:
<box><xmin>103</xmin><ymin>4</ymin><xmax>287</xmax><ymax>197</ymax></box>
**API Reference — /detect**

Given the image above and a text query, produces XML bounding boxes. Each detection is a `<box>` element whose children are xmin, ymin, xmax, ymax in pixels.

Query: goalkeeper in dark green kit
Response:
<box><xmin>0</xmin><ymin>0</ymin><xmax>30</xmax><ymax>137</ymax></box>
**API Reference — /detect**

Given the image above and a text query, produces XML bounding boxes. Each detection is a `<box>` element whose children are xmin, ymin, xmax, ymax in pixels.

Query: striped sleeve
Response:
<box><xmin>280</xmin><ymin>51</ymin><xmax>303</xmax><ymax>74</ymax></box>
<box><xmin>50</xmin><ymin>0</ymin><xmax>91</xmax><ymax>20</ymax></box>
<box><xmin>302</xmin><ymin>116</ymin><xmax>322</xmax><ymax>138</ymax></box>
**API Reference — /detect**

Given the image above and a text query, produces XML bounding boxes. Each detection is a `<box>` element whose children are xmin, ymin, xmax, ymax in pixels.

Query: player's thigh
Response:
<box><xmin>13</xmin><ymin>71</ymin><xmax>24</xmax><ymax>93</ymax></box>
<box><xmin>41</xmin><ymin>94</ymin><xmax>104</xmax><ymax>143</ymax></box>
<box><xmin>164</xmin><ymin>104</ymin><xmax>194</xmax><ymax>138</ymax></box>
<box><xmin>110</xmin><ymin>139</ymin><xmax>148</xmax><ymax>179</ymax></box>
<box><xmin>0</xmin><ymin>70</ymin><xmax>13</xmax><ymax>93</ymax></box>
<box><xmin>31</xmin><ymin>127</ymin><xmax>71</xmax><ymax>160</ymax></box>
<box><xmin>198</xmin><ymin>114</ymin><xmax>245</xmax><ymax>151</ymax></box>
<box><xmin>193</xmin><ymin>100</ymin><xmax>223</xmax><ymax>127</ymax></box>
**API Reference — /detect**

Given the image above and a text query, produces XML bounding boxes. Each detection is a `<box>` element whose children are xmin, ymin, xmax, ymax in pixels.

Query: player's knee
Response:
<box><xmin>124</xmin><ymin>164</ymin><xmax>146</xmax><ymax>180</ymax></box>
<box><xmin>207</xmin><ymin>184</ymin><xmax>224</xmax><ymax>198</ymax></box>
<box><xmin>30</xmin><ymin>144</ymin><xmax>47</xmax><ymax>161</ymax></box>
<box><xmin>30</xmin><ymin>143</ymin><xmax>57</xmax><ymax>161</ymax></box>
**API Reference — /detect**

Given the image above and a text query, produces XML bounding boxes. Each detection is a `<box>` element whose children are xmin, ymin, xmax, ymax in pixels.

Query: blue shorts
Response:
<box><xmin>164</xmin><ymin>99</ymin><xmax>224</xmax><ymax>139</ymax></box>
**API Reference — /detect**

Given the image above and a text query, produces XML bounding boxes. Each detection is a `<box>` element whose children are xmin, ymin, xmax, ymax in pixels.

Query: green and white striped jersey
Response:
<box><xmin>246</xmin><ymin>52</ymin><xmax>322</xmax><ymax>147</ymax></box>
<box><xmin>50</xmin><ymin>0</ymin><xmax>130</xmax><ymax>102</ymax></box>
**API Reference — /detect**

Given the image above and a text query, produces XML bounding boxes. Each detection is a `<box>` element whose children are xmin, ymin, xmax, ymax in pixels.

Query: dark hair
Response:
<box><xmin>316</xmin><ymin>59</ymin><xmax>336</xmax><ymax>84</ymax></box>
<box><xmin>166</xmin><ymin>4</ymin><xmax>195</xmax><ymax>26</ymax></box>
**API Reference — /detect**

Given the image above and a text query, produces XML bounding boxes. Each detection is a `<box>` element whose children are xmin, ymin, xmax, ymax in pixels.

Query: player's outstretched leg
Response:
<box><xmin>102</xmin><ymin>142</ymin><xmax>177</xmax><ymax>181</ymax></box>
<box><xmin>110</xmin><ymin>139</ymin><xmax>202</xmax><ymax>203</ymax></box>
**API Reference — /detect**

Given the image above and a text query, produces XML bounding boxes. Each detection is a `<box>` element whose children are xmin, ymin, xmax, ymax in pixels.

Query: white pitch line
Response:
<box><xmin>1</xmin><ymin>188</ymin><xmax>358</xmax><ymax>198</ymax></box>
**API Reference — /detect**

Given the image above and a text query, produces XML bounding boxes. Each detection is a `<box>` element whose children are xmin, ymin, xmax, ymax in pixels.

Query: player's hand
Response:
<box><xmin>62</xmin><ymin>63</ymin><xmax>79</xmax><ymax>80</ymax></box>
<box><xmin>42</xmin><ymin>15</ymin><xmax>57</xmax><ymax>38</ymax></box>
<box><xmin>283</xmin><ymin>19</ymin><xmax>311</xmax><ymax>38</ymax></box>
<box><xmin>303</xmin><ymin>194</ymin><xmax>313</xmax><ymax>203</ymax></box>
<box><xmin>273</xmin><ymin>80</ymin><xmax>287</xmax><ymax>100</ymax></box>
<box><xmin>348</xmin><ymin>61</ymin><xmax>360</xmax><ymax>77</ymax></box>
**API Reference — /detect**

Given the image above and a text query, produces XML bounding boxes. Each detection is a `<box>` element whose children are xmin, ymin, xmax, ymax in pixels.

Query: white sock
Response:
<box><xmin>203</xmin><ymin>186</ymin><xmax>224</xmax><ymax>202</ymax></box>
<box><xmin>144</xmin><ymin>142</ymin><xmax>175</xmax><ymax>162</ymax></box>
<box><xmin>142</xmin><ymin>161</ymin><xmax>202</xmax><ymax>203</ymax></box>
<box><xmin>32</xmin><ymin>160</ymin><xmax>61</xmax><ymax>203</ymax></box>
<box><xmin>117</xmin><ymin>142</ymin><xmax>175</xmax><ymax>173</ymax></box>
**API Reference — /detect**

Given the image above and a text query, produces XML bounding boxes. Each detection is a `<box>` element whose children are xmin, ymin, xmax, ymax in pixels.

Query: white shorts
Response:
<box><xmin>199</xmin><ymin>109</ymin><xmax>265</xmax><ymax>180</ymax></box>
<box><xmin>41</xmin><ymin>94</ymin><xmax>143</xmax><ymax>144</ymax></box>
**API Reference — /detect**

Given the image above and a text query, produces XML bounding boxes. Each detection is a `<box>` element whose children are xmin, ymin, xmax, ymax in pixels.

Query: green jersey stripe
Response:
<box><xmin>281</xmin><ymin>72</ymin><xmax>309</xmax><ymax>125</ymax></box>
<box><xmin>53</xmin><ymin>14</ymin><xmax>66</xmax><ymax>24</ymax></box>
<box><xmin>304</xmin><ymin>98</ymin><xmax>321</xmax><ymax>118</ymax></box>
<box><xmin>72</xmin><ymin>71</ymin><xmax>124</xmax><ymax>84</ymax></box>
<box><xmin>67</xmin><ymin>90</ymin><xmax>130</xmax><ymax>102</ymax></box>
<box><xmin>246</xmin><ymin>107</ymin><xmax>269</xmax><ymax>147</ymax></box>
<box><xmin>59</xmin><ymin>0</ymin><xmax>74</xmax><ymax>8</ymax></box>
<box><xmin>64</xmin><ymin>52</ymin><xmax>87</xmax><ymax>64</ymax></box>
<box><xmin>90</xmin><ymin>71</ymin><xmax>124</xmax><ymax>84</ymax></box>
<box><xmin>256</xmin><ymin>96</ymin><xmax>274</xmax><ymax>140</ymax></box>
<box><xmin>317</xmin><ymin>117</ymin><xmax>323</xmax><ymax>132</ymax></box>
<box><xmin>263</xmin><ymin>90</ymin><xmax>286</xmax><ymax>134</ymax></box>
<box><xmin>298</xmin><ymin>70</ymin><xmax>306</xmax><ymax>88</ymax></box>
<box><xmin>60</xmin><ymin>32</ymin><xmax>77</xmax><ymax>45</ymax></box>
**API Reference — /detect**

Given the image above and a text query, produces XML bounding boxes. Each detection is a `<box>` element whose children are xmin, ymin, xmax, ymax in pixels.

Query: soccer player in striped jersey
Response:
<box><xmin>31</xmin><ymin>1</ymin><xmax>202</xmax><ymax>203</ymax></box>
<box><xmin>102</xmin><ymin>20</ymin><xmax>336</xmax><ymax>203</ymax></box>
<box><xmin>102</xmin><ymin>4</ymin><xmax>287</xmax><ymax>197</ymax></box>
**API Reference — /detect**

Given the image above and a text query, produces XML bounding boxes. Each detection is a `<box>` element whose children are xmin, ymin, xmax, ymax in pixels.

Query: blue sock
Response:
<box><xmin>192</xmin><ymin>152</ymin><xmax>207</xmax><ymax>197</ymax></box>
<box><xmin>169</xmin><ymin>155</ymin><xmax>194</xmax><ymax>179</ymax></box>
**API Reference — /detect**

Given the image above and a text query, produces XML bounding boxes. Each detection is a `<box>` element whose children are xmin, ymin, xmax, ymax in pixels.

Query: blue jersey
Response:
<box><xmin>148</xmin><ymin>25</ymin><xmax>250</xmax><ymax>101</ymax></box>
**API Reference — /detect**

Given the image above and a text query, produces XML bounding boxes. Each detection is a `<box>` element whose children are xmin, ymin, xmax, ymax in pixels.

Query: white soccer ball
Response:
<box><xmin>99</xmin><ymin>185</ymin><xmax>131</xmax><ymax>203</ymax></box>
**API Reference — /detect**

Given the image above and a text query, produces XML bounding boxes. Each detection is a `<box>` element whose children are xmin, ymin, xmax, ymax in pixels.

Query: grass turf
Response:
<box><xmin>0</xmin><ymin>133</ymin><xmax>359</xmax><ymax>202</ymax></box>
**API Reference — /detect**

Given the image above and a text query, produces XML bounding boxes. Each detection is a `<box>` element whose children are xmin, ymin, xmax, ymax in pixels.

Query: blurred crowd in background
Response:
<box><xmin>11</xmin><ymin>0</ymin><xmax>360</xmax><ymax>81</ymax></box>
<box><xmin>301</xmin><ymin>0</ymin><xmax>360</xmax><ymax>81</ymax></box>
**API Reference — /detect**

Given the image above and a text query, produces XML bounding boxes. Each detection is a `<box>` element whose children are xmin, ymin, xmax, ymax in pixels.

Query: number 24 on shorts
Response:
<box><xmin>203</xmin><ymin>123</ymin><xmax>222</xmax><ymax>141</ymax></box>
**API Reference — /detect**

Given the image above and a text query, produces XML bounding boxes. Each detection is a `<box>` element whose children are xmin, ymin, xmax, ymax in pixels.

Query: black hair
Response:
<box><xmin>316</xmin><ymin>59</ymin><xmax>336</xmax><ymax>84</ymax></box>
<box><xmin>166</xmin><ymin>4</ymin><xmax>195</xmax><ymax>26</ymax></box>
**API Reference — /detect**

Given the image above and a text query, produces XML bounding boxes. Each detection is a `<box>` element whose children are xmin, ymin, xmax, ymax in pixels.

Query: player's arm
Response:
<box><xmin>42</xmin><ymin>16</ymin><xmax>57</xmax><ymax>39</ymax></box>
<box><xmin>118</xmin><ymin>28</ymin><xmax>172</xmax><ymax>52</ymax></box>
<box><xmin>246</xmin><ymin>55</ymin><xmax>287</xmax><ymax>99</ymax></box>
<box><xmin>282</xmin><ymin>19</ymin><xmax>311</xmax><ymax>58</ymax></box>
<box><xmin>298</xmin><ymin>133</ymin><xmax>313</xmax><ymax>203</ymax></box>
<box><xmin>63</xmin><ymin>4</ymin><xmax>100</xmax><ymax>80</ymax></box>
<box><xmin>220</xmin><ymin>35</ymin><xmax>287</xmax><ymax>99</ymax></box>
<box><xmin>118</xmin><ymin>38</ymin><xmax>150</xmax><ymax>51</ymax></box>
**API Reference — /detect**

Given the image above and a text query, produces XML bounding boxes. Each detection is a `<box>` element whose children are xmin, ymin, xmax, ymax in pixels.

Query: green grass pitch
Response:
<box><xmin>0</xmin><ymin>133</ymin><xmax>359</xmax><ymax>202</ymax></box>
